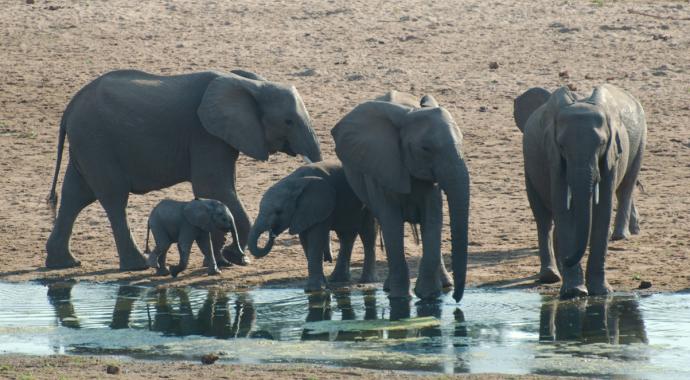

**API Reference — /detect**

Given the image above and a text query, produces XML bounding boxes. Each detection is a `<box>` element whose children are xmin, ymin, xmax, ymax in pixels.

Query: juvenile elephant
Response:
<box><xmin>46</xmin><ymin>69</ymin><xmax>321</xmax><ymax>271</ymax></box>
<box><xmin>332</xmin><ymin>92</ymin><xmax>470</xmax><ymax>302</ymax></box>
<box><xmin>248</xmin><ymin>161</ymin><xmax>377</xmax><ymax>291</ymax></box>
<box><xmin>145</xmin><ymin>198</ymin><xmax>242</xmax><ymax>277</ymax></box>
<box><xmin>514</xmin><ymin>84</ymin><xmax>646</xmax><ymax>298</ymax></box>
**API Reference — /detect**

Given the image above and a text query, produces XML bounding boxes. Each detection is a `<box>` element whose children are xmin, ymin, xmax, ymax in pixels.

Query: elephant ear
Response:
<box><xmin>230</xmin><ymin>69</ymin><xmax>267</xmax><ymax>82</ymax></box>
<box><xmin>289</xmin><ymin>177</ymin><xmax>336</xmax><ymax>235</ymax></box>
<box><xmin>183</xmin><ymin>200</ymin><xmax>213</xmax><ymax>232</ymax></box>
<box><xmin>198</xmin><ymin>74</ymin><xmax>269</xmax><ymax>161</ymax></box>
<box><xmin>514</xmin><ymin>87</ymin><xmax>551</xmax><ymax>132</ymax></box>
<box><xmin>420</xmin><ymin>94</ymin><xmax>439</xmax><ymax>108</ymax></box>
<box><xmin>331</xmin><ymin>101</ymin><xmax>412</xmax><ymax>193</ymax></box>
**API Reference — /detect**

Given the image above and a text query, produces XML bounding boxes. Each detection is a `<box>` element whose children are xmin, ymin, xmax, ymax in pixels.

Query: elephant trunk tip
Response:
<box><xmin>452</xmin><ymin>288</ymin><xmax>464</xmax><ymax>303</ymax></box>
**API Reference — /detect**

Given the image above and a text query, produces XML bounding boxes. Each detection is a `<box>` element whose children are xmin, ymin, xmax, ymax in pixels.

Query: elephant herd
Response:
<box><xmin>45</xmin><ymin>69</ymin><xmax>647</xmax><ymax>302</ymax></box>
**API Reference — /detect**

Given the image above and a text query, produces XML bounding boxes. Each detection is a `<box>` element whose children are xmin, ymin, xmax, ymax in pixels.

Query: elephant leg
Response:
<box><xmin>358</xmin><ymin>212</ymin><xmax>378</xmax><ymax>283</ymax></box>
<box><xmin>302</xmin><ymin>224</ymin><xmax>330</xmax><ymax>292</ymax></box>
<box><xmin>629</xmin><ymin>200</ymin><xmax>640</xmax><ymax>235</ymax></box>
<box><xmin>586</xmin><ymin>179</ymin><xmax>614</xmax><ymax>296</ymax></box>
<box><xmin>526</xmin><ymin>178</ymin><xmax>560</xmax><ymax>283</ymax></box>
<box><xmin>193</xmin><ymin>191</ymin><xmax>246</xmax><ymax>268</ymax></box>
<box><xmin>554</xmin><ymin>220</ymin><xmax>587</xmax><ymax>299</ymax></box>
<box><xmin>147</xmin><ymin>230</ymin><xmax>172</xmax><ymax>276</ymax></box>
<box><xmin>323</xmin><ymin>237</ymin><xmax>333</xmax><ymax>263</ymax></box>
<box><xmin>99</xmin><ymin>193</ymin><xmax>148</xmax><ymax>271</ymax></box>
<box><xmin>170</xmin><ymin>236</ymin><xmax>194</xmax><ymax>278</ymax></box>
<box><xmin>414</xmin><ymin>189</ymin><xmax>443</xmax><ymax>300</ymax></box>
<box><xmin>379</xmin><ymin>206</ymin><xmax>411</xmax><ymax>299</ymax></box>
<box><xmin>46</xmin><ymin>161</ymin><xmax>96</xmax><ymax>268</ymax></box>
<box><xmin>329</xmin><ymin>230</ymin><xmax>356</xmax><ymax>283</ymax></box>
<box><xmin>612</xmin><ymin>145</ymin><xmax>644</xmax><ymax>240</ymax></box>
<box><xmin>439</xmin><ymin>258</ymin><xmax>453</xmax><ymax>289</ymax></box>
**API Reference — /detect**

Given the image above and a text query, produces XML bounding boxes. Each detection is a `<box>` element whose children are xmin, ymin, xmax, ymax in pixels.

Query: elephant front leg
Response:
<box><xmin>170</xmin><ymin>233</ymin><xmax>194</xmax><ymax>278</ymax></box>
<box><xmin>197</xmin><ymin>233</ymin><xmax>221</xmax><ymax>276</ymax></box>
<box><xmin>379</xmin><ymin>207</ymin><xmax>411</xmax><ymax>299</ymax></box>
<box><xmin>553</xmin><ymin>222</ymin><xmax>587</xmax><ymax>299</ymax></box>
<box><xmin>414</xmin><ymin>189</ymin><xmax>443</xmax><ymax>300</ymax></box>
<box><xmin>358</xmin><ymin>212</ymin><xmax>378</xmax><ymax>283</ymax></box>
<box><xmin>526</xmin><ymin>178</ymin><xmax>560</xmax><ymax>283</ymax></box>
<box><xmin>100</xmin><ymin>194</ymin><xmax>148</xmax><ymax>271</ymax></box>
<box><xmin>329</xmin><ymin>231</ymin><xmax>356</xmax><ymax>283</ymax></box>
<box><xmin>586</xmin><ymin>179</ymin><xmax>614</xmax><ymax>296</ymax></box>
<box><xmin>302</xmin><ymin>225</ymin><xmax>330</xmax><ymax>292</ymax></box>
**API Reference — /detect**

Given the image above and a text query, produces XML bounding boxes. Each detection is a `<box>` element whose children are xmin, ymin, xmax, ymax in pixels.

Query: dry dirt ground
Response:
<box><xmin>0</xmin><ymin>0</ymin><xmax>689</xmax><ymax>375</ymax></box>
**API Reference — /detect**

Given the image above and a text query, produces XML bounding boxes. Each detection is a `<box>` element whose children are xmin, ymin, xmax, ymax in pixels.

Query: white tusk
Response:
<box><xmin>567</xmin><ymin>186</ymin><xmax>572</xmax><ymax>210</ymax></box>
<box><xmin>302</xmin><ymin>155</ymin><xmax>312</xmax><ymax>164</ymax></box>
<box><xmin>594</xmin><ymin>182</ymin><xmax>599</xmax><ymax>205</ymax></box>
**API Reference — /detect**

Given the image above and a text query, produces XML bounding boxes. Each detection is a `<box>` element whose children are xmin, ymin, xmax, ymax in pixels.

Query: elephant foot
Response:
<box><xmin>222</xmin><ymin>246</ymin><xmax>250</xmax><ymax>266</ymax></box>
<box><xmin>304</xmin><ymin>278</ymin><xmax>327</xmax><ymax>293</ymax></box>
<box><xmin>387</xmin><ymin>278</ymin><xmax>413</xmax><ymax>300</ymax></box>
<box><xmin>119</xmin><ymin>250</ymin><xmax>149</xmax><ymax>272</ymax></box>
<box><xmin>611</xmin><ymin>229</ymin><xmax>630</xmax><ymax>241</ymax></box>
<box><xmin>587</xmin><ymin>278</ymin><xmax>613</xmax><ymax>296</ymax></box>
<box><xmin>383</xmin><ymin>277</ymin><xmax>390</xmax><ymax>292</ymax></box>
<box><xmin>539</xmin><ymin>266</ymin><xmax>562</xmax><ymax>284</ymax></box>
<box><xmin>155</xmin><ymin>266</ymin><xmax>171</xmax><ymax>276</ymax></box>
<box><xmin>170</xmin><ymin>265</ymin><xmax>185</xmax><ymax>278</ymax></box>
<box><xmin>146</xmin><ymin>253</ymin><xmax>159</xmax><ymax>269</ymax></box>
<box><xmin>328</xmin><ymin>270</ymin><xmax>351</xmax><ymax>283</ymax></box>
<box><xmin>358</xmin><ymin>272</ymin><xmax>378</xmax><ymax>284</ymax></box>
<box><xmin>45</xmin><ymin>243</ymin><xmax>81</xmax><ymax>269</ymax></box>
<box><xmin>559</xmin><ymin>284</ymin><xmax>588</xmax><ymax>300</ymax></box>
<box><xmin>414</xmin><ymin>280</ymin><xmax>442</xmax><ymax>301</ymax></box>
<box><xmin>207</xmin><ymin>266</ymin><xmax>222</xmax><ymax>276</ymax></box>
<box><xmin>440</xmin><ymin>271</ymin><xmax>453</xmax><ymax>290</ymax></box>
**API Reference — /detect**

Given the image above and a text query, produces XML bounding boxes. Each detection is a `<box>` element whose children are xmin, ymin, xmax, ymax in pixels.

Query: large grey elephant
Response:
<box><xmin>332</xmin><ymin>92</ymin><xmax>470</xmax><ymax>301</ymax></box>
<box><xmin>46</xmin><ymin>69</ymin><xmax>322</xmax><ymax>271</ymax></box>
<box><xmin>248</xmin><ymin>161</ymin><xmax>377</xmax><ymax>291</ymax></box>
<box><xmin>145</xmin><ymin>198</ymin><xmax>242</xmax><ymax>278</ymax></box>
<box><xmin>514</xmin><ymin>84</ymin><xmax>646</xmax><ymax>298</ymax></box>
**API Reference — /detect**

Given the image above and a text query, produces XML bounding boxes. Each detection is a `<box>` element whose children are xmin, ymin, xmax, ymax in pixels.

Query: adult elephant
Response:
<box><xmin>514</xmin><ymin>84</ymin><xmax>646</xmax><ymax>298</ymax></box>
<box><xmin>332</xmin><ymin>92</ymin><xmax>470</xmax><ymax>302</ymax></box>
<box><xmin>46</xmin><ymin>69</ymin><xmax>322</xmax><ymax>271</ymax></box>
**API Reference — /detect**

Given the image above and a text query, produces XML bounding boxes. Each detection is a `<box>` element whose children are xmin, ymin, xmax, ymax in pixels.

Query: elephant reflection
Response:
<box><xmin>47</xmin><ymin>282</ymin><xmax>81</xmax><ymax>329</ymax></box>
<box><xmin>539</xmin><ymin>295</ymin><xmax>647</xmax><ymax>345</ymax></box>
<box><xmin>151</xmin><ymin>288</ymin><xmax>256</xmax><ymax>338</ymax></box>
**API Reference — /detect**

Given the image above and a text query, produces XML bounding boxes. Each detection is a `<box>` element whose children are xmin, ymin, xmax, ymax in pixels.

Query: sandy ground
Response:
<box><xmin>0</xmin><ymin>355</ymin><xmax>583</xmax><ymax>380</ymax></box>
<box><xmin>0</xmin><ymin>0</ymin><xmax>689</xmax><ymax>376</ymax></box>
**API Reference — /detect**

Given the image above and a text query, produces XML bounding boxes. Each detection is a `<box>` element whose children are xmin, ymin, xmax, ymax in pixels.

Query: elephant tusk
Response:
<box><xmin>567</xmin><ymin>186</ymin><xmax>572</xmax><ymax>210</ymax></box>
<box><xmin>594</xmin><ymin>182</ymin><xmax>599</xmax><ymax>205</ymax></box>
<box><xmin>302</xmin><ymin>155</ymin><xmax>312</xmax><ymax>164</ymax></box>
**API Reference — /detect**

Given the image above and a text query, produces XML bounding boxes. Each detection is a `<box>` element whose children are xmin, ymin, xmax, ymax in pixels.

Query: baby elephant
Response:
<box><xmin>248</xmin><ymin>161</ymin><xmax>377</xmax><ymax>292</ymax></box>
<box><xmin>145</xmin><ymin>198</ymin><xmax>242</xmax><ymax>278</ymax></box>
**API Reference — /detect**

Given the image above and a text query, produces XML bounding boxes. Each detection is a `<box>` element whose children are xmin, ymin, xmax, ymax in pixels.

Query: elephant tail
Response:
<box><xmin>144</xmin><ymin>222</ymin><xmax>151</xmax><ymax>254</ymax></box>
<box><xmin>47</xmin><ymin>117</ymin><xmax>67</xmax><ymax>221</ymax></box>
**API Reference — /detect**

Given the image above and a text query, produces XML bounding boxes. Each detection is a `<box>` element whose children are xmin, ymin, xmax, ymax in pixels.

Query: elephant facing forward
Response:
<box><xmin>248</xmin><ymin>161</ymin><xmax>377</xmax><ymax>292</ymax></box>
<box><xmin>46</xmin><ymin>69</ymin><xmax>321</xmax><ymax>271</ymax></box>
<box><xmin>514</xmin><ymin>84</ymin><xmax>646</xmax><ymax>298</ymax></box>
<box><xmin>332</xmin><ymin>92</ymin><xmax>470</xmax><ymax>302</ymax></box>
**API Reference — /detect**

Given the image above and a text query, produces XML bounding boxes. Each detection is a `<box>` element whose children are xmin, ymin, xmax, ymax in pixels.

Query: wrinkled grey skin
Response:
<box><xmin>145</xmin><ymin>198</ymin><xmax>243</xmax><ymax>278</ymax></box>
<box><xmin>514</xmin><ymin>84</ymin><xmax>646</xmax><ymax>298</ymax></box>
<box><xmin>332</xmin><ymin>91</ymin><xmax>470</xmax><ymax>302</ymax></box>
<box><xmin>248</xmin><ymin>161</ymin><xmax>377</xmax><ymax>292</ymax></box>
<box><xmin>46</xmin><ymin>69</ymin><xmax>322</xmax><ymax>271</ymax></box>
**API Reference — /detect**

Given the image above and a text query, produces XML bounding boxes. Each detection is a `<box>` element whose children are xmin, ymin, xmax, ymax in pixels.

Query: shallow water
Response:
<box><xmin>0</xmin><ymin>282</ymin><xmax>689</xmax><ymax>378</ymax></box>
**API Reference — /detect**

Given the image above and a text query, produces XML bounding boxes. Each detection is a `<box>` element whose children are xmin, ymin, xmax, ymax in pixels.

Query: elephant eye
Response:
<box><xmin>284</xmin><ymin>119</ymin><xmax>293</xmax><ymax>126</ymax></box>
<box><xmin>276</xmin><ymin>209</ymin><xmax>282</xmax><ymax>215</ymax></box>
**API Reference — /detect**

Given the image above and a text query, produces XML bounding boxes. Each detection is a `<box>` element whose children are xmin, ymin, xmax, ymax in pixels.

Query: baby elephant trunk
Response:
<box><xmin>248</xmin><ymin>218</ymin><xmax>276</xmax><ymax>258</ymax></box>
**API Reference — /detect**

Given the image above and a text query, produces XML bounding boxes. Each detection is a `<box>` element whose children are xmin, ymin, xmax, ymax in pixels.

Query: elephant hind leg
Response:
<box><xmin>46</xmin><ymin>161</ymin><xmax>96</xmax><ymax>269</ymax></box>
<box><xmin>358</xmin><ymin>212</ymin><xmax>378</xmax><ymax>283</ymax></box>
<box><xmin>98</xmin><ymin>192</ymin><xmax>147</xmax><ymax>271</ymax></box>
<box><xmin>329</xmin><ymin>231</ymin><xmax>356</xmax><ymax>283</ymax></box>
<box><xmin>612</xmin><ymin>140</ymin><xmax>645</xmax><ymax>241</ymax></box>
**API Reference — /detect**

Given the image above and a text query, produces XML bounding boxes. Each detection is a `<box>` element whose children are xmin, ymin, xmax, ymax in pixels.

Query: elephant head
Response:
<box><xmin>184</xmin><ymin>199</ymin><xmax>243</xmax><ymax>254</ymax></box>
<box><xmin>331</xmin><ymin>101</ymin><xmax>470</xmax><ymax>302</ymax></box>
<box><xmin>248</xmin><ymin>175</ymin><xmax>335</xmax><ymax>258</ymax></box>
<box><xmin>515</xmin><ymin>87</ymin><xmax>623</xmax><ymax>267</ymax></box>
<box><xmin>197</xmin><ymin>72</ymin><xmax>322</xmax><ymax>163</ymax></box>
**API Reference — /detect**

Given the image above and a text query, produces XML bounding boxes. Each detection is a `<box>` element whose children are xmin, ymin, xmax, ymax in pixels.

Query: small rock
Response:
<box><xmin>46</xmin><ymin>5</ymin><xmax>60</xmax><ymax>10</ymax></box>
<box><xmin>567</xmin><ymin>83</ymin><xmax>578</xmax><ymax>91</ymax></box>
<box><xmin>346</xmin><ymin>74</ymin><xmax>365</xmax><ymax>81</ymax></box>
<box><xmin>478</xmin><ymin>106</ymin><xmax>488</xmax><ymax>112</ymax></box>
<box><xmin>489</xmin><ymin>61</ymin><xmax>499</xmax><ymax>70</ymax></box>
<box><xmin>559</xmin><ymin>70</ymin><xmax>570</xmax><ymax>78</ymax></box>
<box><xmin>398</xmin><ymin>35</ymin><xmax>418</xmax><ymax>42</ymax></box>
<box><xmin>638</xmin><ymin>280</ymin><xmax>652</xmax><ymax>289</ymax></box>
<box><xmin>175</xmin><ymin>44</ymin><xmax>184</xmax><ymax>48</ymax></box>
<box><xmin>584</xmin><ymin>74</ymin><xmax>594</xmax><ymax>79</ymax></box>
<box><xmin>106</xmin><ymin>365</ymin><xmax>120</xmax><ymax>375</ymax></box>
<box><xmin>292</xmin><ymin>68</ymin><xmax>317</xmax><ymax>77</ymax></box>
<box><xmin>201</xmin><ymin>354</ymin><xmax>219</xmax><ymax>365</ymax></box>
<box><xmin>26</xmin><ymin>0</ymin><xmax>34</xmax><ymax>4</ymax></box>
<box><xmin>652</xmin><ymin>34</ymin><xmax>671</xmax><ymax>41</ymax></box>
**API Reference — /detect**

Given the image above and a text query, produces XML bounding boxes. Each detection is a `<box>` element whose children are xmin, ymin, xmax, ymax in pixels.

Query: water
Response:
<box><xmin>1</xmin><ymin>282</ymin><xmax>689</xmax><ymax>379</ymax></box>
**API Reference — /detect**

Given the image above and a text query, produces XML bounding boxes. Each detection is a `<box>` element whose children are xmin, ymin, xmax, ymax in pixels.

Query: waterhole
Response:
<box><xmin>0</xmin><ymin>282</ymin><xmax>689</xmax><ymax>378</ymax></box>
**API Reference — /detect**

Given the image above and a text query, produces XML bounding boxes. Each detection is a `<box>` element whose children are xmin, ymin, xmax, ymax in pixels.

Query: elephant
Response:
<box><xmin>247</xmin><ymin>161</ymin><xmax>377</xmax><ymax>292</ymax></box>
<box><xmin>144</xmin><ymin>198</ymin><xmax>242</xmax><ymax>278</ymax></box>
<box><xmin>45</xmin><ymin>69</ymin><xmax>322</xmax><ymax>271</ymax></box>
<box><xmin>514</xmin><ymin>84</ymin><xmax>646</xmax><ymax>298</ymax></box>
<box><xmin>332</xmin><ymin>91</ymin><xmax>470</xmax><ymax>302</ymax></box>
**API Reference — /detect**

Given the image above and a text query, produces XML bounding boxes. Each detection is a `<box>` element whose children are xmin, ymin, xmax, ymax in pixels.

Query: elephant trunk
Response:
<box><xmin>564</xmin><ymin>169</ymin><xmax>595</xmax><ymax>267</ymax></box>
<box><xmin>288</xmin><ymin>119</ymin><xmax>322</xmax><ymax>163</ymax></box>
<box><xmin>437</xmin><ymin>153</ymin><xmax>471</xmax><ymax>302</ymax></box>
<box><xmin>247</xmin><ymin>218</ymin><xmax>275</xmax><ymax>258</ymax></box>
